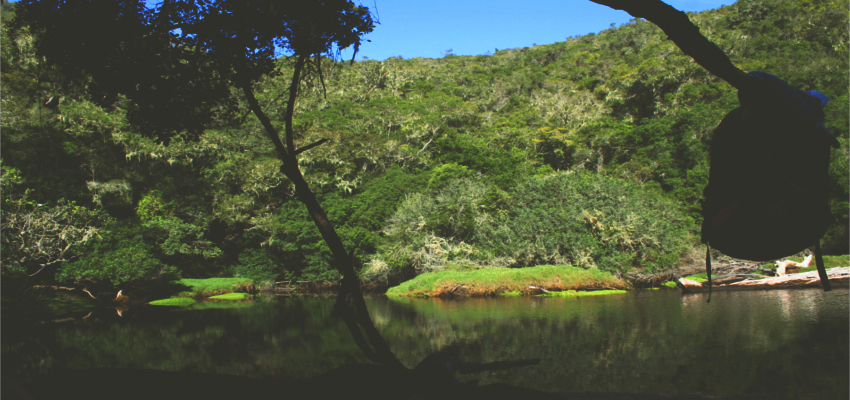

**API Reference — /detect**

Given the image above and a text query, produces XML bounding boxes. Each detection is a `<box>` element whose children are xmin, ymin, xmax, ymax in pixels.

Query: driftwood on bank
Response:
<box><xmin>677</xmin><ymin>267</ymin><xmax>850</xmax><ymax>293</ymax></box>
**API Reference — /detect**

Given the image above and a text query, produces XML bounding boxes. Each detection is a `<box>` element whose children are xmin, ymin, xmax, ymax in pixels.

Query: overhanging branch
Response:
<box><xmin>590</xmin><ymin>0</ymin><xmax>752</xmax><ymax>90</ymax></box>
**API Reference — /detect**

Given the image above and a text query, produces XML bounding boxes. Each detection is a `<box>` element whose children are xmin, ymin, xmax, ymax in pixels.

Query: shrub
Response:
<box><xmin>370</xmin><ymin>172</ymin><xmax>693</xmax><ymax>282</ymax></box>
<box><xmin>229</xmin><ymin>248</ymin><xmax>281</xmax><ymax>283</ymax></box>
<box><xmin>427</xmin><ymin>163</ymin><xmax>471</xmax><ymax>191</ymax></box>
<box><xmin>489</xmin><ymin>172</ymin><xmax>693</xmax><ymax>272</ymax></box>
<box><xmin>56</xmin><ymin>223</ymin><xmax>180</xmax><ymax>286</ymax></box>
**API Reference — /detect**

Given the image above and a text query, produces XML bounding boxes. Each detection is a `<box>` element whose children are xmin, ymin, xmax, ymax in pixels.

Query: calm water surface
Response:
<box><xmin>7</xmin><ymin>288</ymin><xmax>848</xmax><ymax>399</ymax></box>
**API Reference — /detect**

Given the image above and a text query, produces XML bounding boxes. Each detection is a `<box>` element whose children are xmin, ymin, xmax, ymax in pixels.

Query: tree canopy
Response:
<box><xmin>14</xmin><ymin>0</ymin><xmax>373</xmax><ymax>141</ymax></box>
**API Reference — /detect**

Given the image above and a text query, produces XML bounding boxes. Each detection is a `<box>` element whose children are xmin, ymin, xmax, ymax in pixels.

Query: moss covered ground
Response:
<box><xmin>386</xmin><ymin>265</ymin><xmax>626</xmax><ymax>298</ymax></box>
<box><xmin>149</xmin><ymin>298</ymin><xmax>196</xmax><ymax>306</ymax></box>
<box><xmin>175</xmin><ymin>278</ymin><xmax>254</xmax><ymax>297</ymax></box>
<box><xmin>540</xmin><ymin>289</ymin><xmax>628</xmax><ymax>297</ymax></box>
<box><xmin>149</xmin><ymin>278</ymin><xmax>255</xmax><ymax>305</ymax></box>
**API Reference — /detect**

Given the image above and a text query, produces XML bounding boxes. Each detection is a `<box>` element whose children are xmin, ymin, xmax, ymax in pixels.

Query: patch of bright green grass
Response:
<box><xmin>208</xmin><ymin>293</ymin><xmax>252</xmax><ymax>300</ymax></box>
<box><xmin>149</xmin><ymin>298</ymin><xmax>196</xmax><ymax>306</ymax></box>
<box><xmin>681</xmin><ymin>273</ymin><xmax>708</xmax><ymax>283</ymax></box>
<box><xmin>387</xmin><ymin>265</ymin><xmax>626</xmax><ymax>297</ymax></box>
<box><xmin>500</xmin><ymin>290</ymin><xmax>523</xmax><ymax>296</ymax></box>
<box><xmin>539</xmin><ymin>289</ymin><xmax>627</xmax><ymax>297</ymax></box>
<box><xmin>176</xmin><ymin>278</ymin><xmax>254</xmax><ymax>297</ymax></box>
<box><xmin>661</xmin><ymin>281</ymin><xmax>678</xmax><ymax>289</ymax></box>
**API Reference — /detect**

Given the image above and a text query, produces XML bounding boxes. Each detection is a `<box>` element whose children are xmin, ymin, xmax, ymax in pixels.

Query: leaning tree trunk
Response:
<box><xmin>240</xmin><ymin>55</ymin><xmax>403</xmax><ymax>369</ymax></box>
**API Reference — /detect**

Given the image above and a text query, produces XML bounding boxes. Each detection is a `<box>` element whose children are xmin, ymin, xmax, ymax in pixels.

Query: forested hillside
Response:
<box><xmin>2</xmin><ymin>0</ymin><xmax>847</xmax><ymax>289</ymax></box>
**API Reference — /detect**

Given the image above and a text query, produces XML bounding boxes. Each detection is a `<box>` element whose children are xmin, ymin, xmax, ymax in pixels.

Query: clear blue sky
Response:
<box><xmin>340</xmin><ymin>0</ymin><xmax>735</xmax><ymax>61</ymax></box>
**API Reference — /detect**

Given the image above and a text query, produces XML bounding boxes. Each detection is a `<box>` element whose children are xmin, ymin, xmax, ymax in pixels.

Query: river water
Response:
<box><xmin>6</xmin><ymin>288</ymin><xmax>848</xmax><ymax>399</ymax></box>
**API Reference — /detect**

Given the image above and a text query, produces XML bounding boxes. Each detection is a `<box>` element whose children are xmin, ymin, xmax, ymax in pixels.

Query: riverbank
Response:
<box><xmin>20</xmin><ymin>255</ymin><xmax>845</xmax><ymax>307</ymax></box>
<box><xmin>386</xmin><ymin>265</ymin><xmax>627</xmax><ymax>298</ymax></box>
<box><xmin>146</xmin><ymin>278</ymin><xmax>256</xmax><ymax>305</ymax></box>
<box><xmin>662</xmin><ymin>254</ymin><xmax>850</xmax><ymax>288</ymax></box>
<box><xmin>172</xmin><ymin>278</ymin><xmax>255</xmax><ymax>297</ymax></box>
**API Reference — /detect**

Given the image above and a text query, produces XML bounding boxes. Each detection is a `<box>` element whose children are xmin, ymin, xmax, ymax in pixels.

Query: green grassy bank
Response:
<box><xmin>386</xmin><ymin>265</ymin><xmax>627</xmax><ymax>298</ymax></box>
<box><xmin>149</xmin><ymin>278</ymin><xmax>255</xmax><ymax>306</ymax></box>
<box><xmin>175</xmin><ymin>278</ymin><xmax>255</xmax><ymax>297</ymax></box>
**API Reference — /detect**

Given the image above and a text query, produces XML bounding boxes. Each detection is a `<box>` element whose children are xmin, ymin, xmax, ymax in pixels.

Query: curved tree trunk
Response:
<box><xmin>239</xmin><ymin>57</ymin><xmax>403</xmax><ymax>369</ymax></box>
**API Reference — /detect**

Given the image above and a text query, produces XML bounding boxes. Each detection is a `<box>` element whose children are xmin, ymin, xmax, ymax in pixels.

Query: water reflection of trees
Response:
<box><xmin>6</xmin><ymin>287</ymin><xmax>848</xmax><ymax>398</ymax></box>
<box><xmin>381</xmin><ymin>291</ymin><xmax>848</xmax><ymax>397</ymax></box>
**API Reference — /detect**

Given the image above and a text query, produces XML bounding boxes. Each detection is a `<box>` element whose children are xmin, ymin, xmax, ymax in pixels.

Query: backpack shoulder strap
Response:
<box><xmin>705</xmin><ymin>245</ymin><xmax>712</xmax><ymax>303</ymax></box>
<box><xmin>815</xmin><ymin>242</ymin><xmax>831</xmax><ymax>292</ymax></box>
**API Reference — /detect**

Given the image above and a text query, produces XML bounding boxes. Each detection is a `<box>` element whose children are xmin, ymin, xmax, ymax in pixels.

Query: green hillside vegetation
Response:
<box><xmin>2</xmin><ymin>0</ymin><xmax>847</xmax><ymax>291</ymax></box>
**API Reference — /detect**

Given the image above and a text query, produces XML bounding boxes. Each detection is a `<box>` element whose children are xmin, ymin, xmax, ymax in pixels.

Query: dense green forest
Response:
<box><xmin>2</xmin><ymin>0</ymin><xmax>847</xmax><ymax>290</ymax></box>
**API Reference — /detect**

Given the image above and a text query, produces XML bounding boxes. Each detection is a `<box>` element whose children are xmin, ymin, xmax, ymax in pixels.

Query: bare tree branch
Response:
<box><xmin>294</xmin><ymin>138</ymin><xmax>331</xmax><ymax>155</ymax></box>
<box><xmin>284</xmin><ymin>55</ymin><xmax>308</xmax><ymax>154</ymax></box>
<box><xmin>241</xmin><ymin>84</ymin><xmax>290</xmax><ymax>158</ymax></box>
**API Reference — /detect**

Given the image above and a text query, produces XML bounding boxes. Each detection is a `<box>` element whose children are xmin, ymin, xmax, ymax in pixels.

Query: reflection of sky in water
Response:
<box><xmin>676</xmin><ymin>288</ymin><xmax>849</xmax><ymax>353</ymax></box>
<box><xmin>679</xmin><ymin>288</ymin><xmax>846</xmax><ymax>324</ymax></box>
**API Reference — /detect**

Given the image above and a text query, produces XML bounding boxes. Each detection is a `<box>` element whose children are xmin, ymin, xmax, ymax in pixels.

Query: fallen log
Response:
<box><xmin>776</xmin><ymin>254</ymin><xmax>814</xmax><ymax>276</ymax></box>
<box><xmin>710</xmin><ymin>274</ymin><xmax>764</xmax><ymax>285</ymax></box>
<box><xmin>32</xmin><ymin>285</ymin><xmax>77</xmax><ymax>291</ymax></box>
<box><xmin>449</xmin><ymin>285</ymin><xmax>466</xmax><ymax>294</ymax></box>
<box><xmin>528</xmin><ymin>286</ymin><xmax>550</xmax><ymax>294</ymax></box>
<box><xmin>678</xmin><ymin>267</ymin><xmax>850</xmax><ymax>293</ymax></box>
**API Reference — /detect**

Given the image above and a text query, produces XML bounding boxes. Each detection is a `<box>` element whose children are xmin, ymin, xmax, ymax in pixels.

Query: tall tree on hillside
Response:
<box><xmin>15</xmin><ymin>0</ymin><xmax>402</xmax><ymax>368</ymax></box>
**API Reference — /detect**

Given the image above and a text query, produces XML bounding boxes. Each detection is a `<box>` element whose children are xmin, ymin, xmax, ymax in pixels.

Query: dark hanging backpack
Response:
<box><xmin>700</xmin><ymin>71</ymin><xmax>839</xmax><ymax>299</ymax></box>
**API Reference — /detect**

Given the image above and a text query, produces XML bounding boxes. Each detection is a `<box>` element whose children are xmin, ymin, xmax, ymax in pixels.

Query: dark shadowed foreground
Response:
<box><xmin>13</xmin><ymin>365</ymin><xmax>790</xmax><ymax>400</ymax></box>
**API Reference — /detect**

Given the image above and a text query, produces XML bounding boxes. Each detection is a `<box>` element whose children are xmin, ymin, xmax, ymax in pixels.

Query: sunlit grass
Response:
<box><xmin>208</xmin><ymin>293</ymin><xmax>252</xmax><ymax>300</ymax></box>
<box><xmin>539</xmin><ymin>289</ymin><xmax>628</xmax><ymax>297</ymax></box>
<box><xmin>148</xmin><ymin>294</ymin><xmax>253</xmax><ymax>307</ymax></box>
<box><xmin>149</xmin><ymin>298</ymin><xmax>196</xmax><ymax>306</ymax></box>
<box><xmin>176</xmin><ymin>278</ymin><xmax>254</xmax><ymax>297</ymax></box>
<box><xmin>387</xmin><ymin>265</ymin><xmax>626</xmax><ymax>297</ymax></box>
